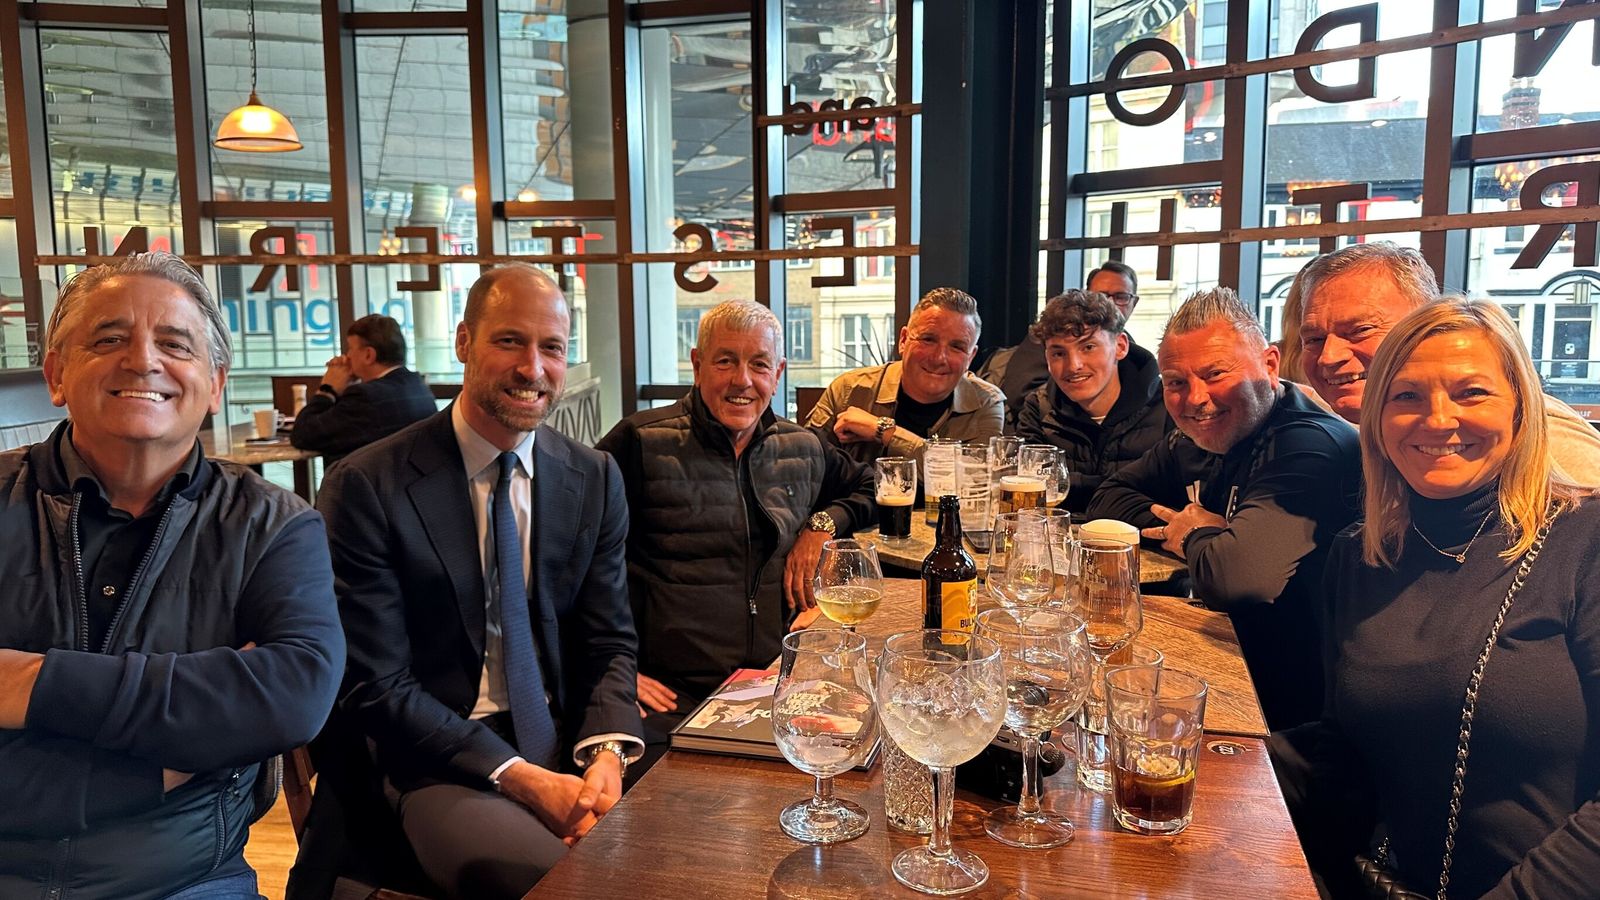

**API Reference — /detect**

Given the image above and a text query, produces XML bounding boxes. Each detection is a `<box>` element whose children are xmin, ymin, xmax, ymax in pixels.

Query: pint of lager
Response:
<box><xmin>996</xmin><ymin>474</ymin><xmax>1046</xmax><ymax>515</ymax></box>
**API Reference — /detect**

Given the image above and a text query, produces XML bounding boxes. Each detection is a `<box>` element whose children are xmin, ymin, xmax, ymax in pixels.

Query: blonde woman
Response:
<box><xmin>1276</xmin><ymin>299</ymin><xmax>1600</xmax><ymax>898</ymax></box>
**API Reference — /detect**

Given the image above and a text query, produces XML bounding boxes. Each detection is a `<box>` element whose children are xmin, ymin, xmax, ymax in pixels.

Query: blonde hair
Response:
<box><xmin>1359</xmin><ymin>298</ymin><xmax>1585</xmax><ymax>567</ymax></box>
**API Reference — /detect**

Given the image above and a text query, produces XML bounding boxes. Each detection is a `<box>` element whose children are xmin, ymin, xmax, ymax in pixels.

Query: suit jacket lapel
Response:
<box><xmin>408</xmin><ymin>412</ymin><xmax>488</xmax><ymax>660</ymax></box>
<box><xmin>532</xmin><ymin>427</ymin><xmax>582</xmax><ymax>703</ymax></box>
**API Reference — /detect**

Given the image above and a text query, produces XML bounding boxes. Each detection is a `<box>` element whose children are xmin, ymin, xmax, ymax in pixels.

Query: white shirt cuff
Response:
<box><xmin>572</xmin><ymin>733</ymin><xmax>645</xmax><ymax>767</ymax></box>
<box><xmin>487</xmin><ymin>755</ymin><xmax>524</xmax><ymax>786</ymax></box>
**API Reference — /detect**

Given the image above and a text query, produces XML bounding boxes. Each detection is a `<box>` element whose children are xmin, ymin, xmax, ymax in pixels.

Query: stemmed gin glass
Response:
<box><xmin>975</xmin><ymin>608</ymin><xmax>1090</xmax><ymax>848</ymax></box>
<box><xmin>772</xmin><ymin>629</ymin><xmax>879</xmax><ymax>843</ymax></box>
<box><xmin>877</xmin><ymin>630</ymin><xmax>1006</xmax><ymax>895</ymax></box>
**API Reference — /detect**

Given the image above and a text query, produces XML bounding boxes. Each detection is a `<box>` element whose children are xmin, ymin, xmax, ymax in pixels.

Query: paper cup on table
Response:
<box><xmin>253</xmin><ymin>408</ymin><xmax>278</xmax><ymax>439</ymax></box>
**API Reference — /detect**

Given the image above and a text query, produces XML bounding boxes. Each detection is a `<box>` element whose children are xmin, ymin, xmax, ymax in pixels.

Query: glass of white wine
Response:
<box><xmin>975</xmin><ymin>608</ymin><xmax>1090</xmax><ymax>848</ymax></box>
<box><xmin>812</xmin><ymin>539</ymin><xmax>884</xmax><ymax>631</ymax></box>
<box><xmin>773</xmin><ymin>629</ymin><xmax>878</xmax><ymax>843</ymax></box>
<box><xmin>877</xmin><ymin>630</ymin><xmax>1006</xmax><ymax>895</ymax></box>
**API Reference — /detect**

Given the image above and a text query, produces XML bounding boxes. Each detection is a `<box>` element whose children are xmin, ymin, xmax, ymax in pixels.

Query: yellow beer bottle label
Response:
<box><xmin>941</xmin><ymin>579</ymin><xmax>977</xmax><ymax>634</ymax></box>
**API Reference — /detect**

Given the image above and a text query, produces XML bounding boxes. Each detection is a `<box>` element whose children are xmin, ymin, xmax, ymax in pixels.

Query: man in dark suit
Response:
<box><xmin>289</xmin><ymin>314</ymin><xmax>437</xmax><ymax>465</ymax></box>
<box><xmin>310</xmin><ymin>265</ymin><xmax>641</xmax><ymax>899</ymax></box>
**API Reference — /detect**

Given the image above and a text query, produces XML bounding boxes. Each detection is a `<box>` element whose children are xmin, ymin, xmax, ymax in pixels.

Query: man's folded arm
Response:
<box><xmin>23</xmin><ymin>511</ymin><xmax>346</xmax><ymax>772</ymax></box>
<box><xmin>319</xmin><ymin>462</ymin><xmax>518</xmax><ymax>784</ymax></box>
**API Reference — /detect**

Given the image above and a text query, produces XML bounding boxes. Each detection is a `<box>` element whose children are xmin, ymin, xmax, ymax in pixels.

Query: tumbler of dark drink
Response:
<box><xmin>1105</xmin><ymin>666</ymin><xmax>1207</xmax><ymax>835</ymax></box>
<box><xmin>876</xmin><ymin>457</ymin><xmax>917</xmax><ymax>542</ymax></box>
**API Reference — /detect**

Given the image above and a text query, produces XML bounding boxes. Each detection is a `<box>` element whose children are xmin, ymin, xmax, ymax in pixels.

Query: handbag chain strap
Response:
<box><xmin>1434</xmin><ymin>519</ymin><xmax>1551</xmax><ymax>900</ymax></box>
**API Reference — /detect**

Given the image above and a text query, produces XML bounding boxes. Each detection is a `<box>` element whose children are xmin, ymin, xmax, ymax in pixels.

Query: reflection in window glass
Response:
<box><xmin>784</xmin><ymin>210</ymin><xmax>896</xmax><ymax>400</ymax></box>
<box><xmin>501</xmin><ymin>0</ymin><xmax>614</xmax><ymax>203</ymax></box>
<box><xmin>507</xmin><ymin>217</ymin><xmax>615</xmax><ymax>366</ymax></box>
<box><xmin>782</xmin><ymin>0</ymin><xmax>897</xmax><ymax>193</ymax></box>
<box><xmin>1467</xmin><ymin>155</ymin><xmax>1600</xmax><ymax>403</ymax></box>
<box><xmin>0</xmin><ymin>43</ymin><xmax>9</xmax><ymax>198</ymax></box>
<box><xmin>204</xmin><ymin>0</ymin><xmax>331</xmax><ymax>201</ymax></box>
<box><xmin>638</xmin><ymin>22</ymin><xmax>753</xmax><ymax>384</ymax></box>
<box><xmin>357</xmin><ymin>36</ymin><xmax>477</xmax><ymax>381</ymax></box>
<box><xmin>1476</xmin><ymin>0</ymin><xmax>1597</xmax><ymax>138</ymax></box>
<box><xmin>1084</xmin><ymin>189</ymin><xmax>1221</xmax><ymax>345</ymax></box>
<box><xmin>354</xmin><ymin>0</ymin><xmax>462</xmax><ymax>11</ymax></box>
<box><xmin>43</xmin><ymin>30</ymin><xmax>183</xmax><ymax>255</ymax></box>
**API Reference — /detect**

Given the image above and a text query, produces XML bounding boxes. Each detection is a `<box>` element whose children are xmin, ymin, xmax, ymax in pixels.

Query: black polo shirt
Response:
<box><xmin>59</xmin><ymin>430</ymin><xmax>204</xmax><ymax>651</ymax></box>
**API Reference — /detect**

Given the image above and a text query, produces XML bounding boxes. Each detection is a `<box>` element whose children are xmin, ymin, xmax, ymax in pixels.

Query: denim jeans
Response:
<box><xmin>162</xmin><ymin>868</ymin><xmax>261</xmax><ymax>900</ymax></box>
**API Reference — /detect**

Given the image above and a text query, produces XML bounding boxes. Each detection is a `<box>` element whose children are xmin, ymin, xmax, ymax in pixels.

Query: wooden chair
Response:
<box><xmin>271</xmin><ymin>375</ymin><xmax>325</xmax><ymax>418</ymax></box>
<box><xmin>794</xmin><ymin>386</ymin><xmax>826</xmax><ymax>423</ymax></box>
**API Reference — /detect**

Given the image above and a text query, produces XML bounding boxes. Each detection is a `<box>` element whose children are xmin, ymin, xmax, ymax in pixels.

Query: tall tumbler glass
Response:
<box><xmin>1106</xmin><ymin>666</ymin><xmax>1208</xmax><ymax>835</ymax></box>
<box><xmin>875</xmin><ymin>457</ymin><xmax>918</xmax><ymax>544</ymax></box>
<box><xmin>773</xmin><ymin>629</ymin><xmax>878</xmax><ymax>843</ymax></box>
<box><xmin>975</xmin><ymin>608</ymin><xmax>1090</xmax><ymax>849</ymax></box>
<box><xmin>923</xmin><ymin>439</ymin><xmax>961</xmax><ymax>526</ymax></box>
<box><xmin>1077</xmin><ymin>642</ymin><xmax>1162</xmax><ymax>792</ymax></box>
<box><xmin>878</xmin><ymin>630</ymin><xmax>1006</xmax><ymax>895</ymax></box>
<box><xmin>955</xmin><ymin>443</ymin><xmax>992</xmax><ymax>544</ymax></box>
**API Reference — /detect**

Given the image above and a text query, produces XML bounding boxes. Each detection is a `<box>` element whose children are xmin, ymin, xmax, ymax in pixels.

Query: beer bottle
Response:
<box><xmin>922</xmin><ymin>494</ymin><xmax>977</xmax><ymax>633</ymax></box>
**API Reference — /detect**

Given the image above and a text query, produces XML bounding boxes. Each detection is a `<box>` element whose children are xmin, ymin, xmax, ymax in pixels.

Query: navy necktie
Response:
<box><xmin>493</xmin><ymin>451</ymin><xmax>558</xmax><ymax>768</ymax></box>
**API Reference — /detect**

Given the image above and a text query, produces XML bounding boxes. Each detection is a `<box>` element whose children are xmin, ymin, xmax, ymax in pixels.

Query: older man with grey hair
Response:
<box><xmin>0</xmin><ymin>252</ymin><xmax>344</xmax><ymax>899</ymax></box>
<box><xmin>596</xmin><ymin>299</ymin><xmax>874</xmax><ymax>778</ymax></box>
<box><xmin>1086</xmin><ymin>287</ymin><xmax>1359</xmax><ymax>730</ymax></box>
<box><xmin>1293</xmin><ymin>241</ymin><xmax>1600</xmax><ymax>484</ymax></box>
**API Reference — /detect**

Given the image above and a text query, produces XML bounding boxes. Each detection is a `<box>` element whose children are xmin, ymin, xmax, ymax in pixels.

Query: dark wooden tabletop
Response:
<box><xmin>855</xmin><ymin>515</ymin><xmax>1189</xmax><ymax>585</ymax></box>
<box><xmin>529</xmin><ymin>580</ymin><xmax>1303</xmax><ymax>899</ymax></box>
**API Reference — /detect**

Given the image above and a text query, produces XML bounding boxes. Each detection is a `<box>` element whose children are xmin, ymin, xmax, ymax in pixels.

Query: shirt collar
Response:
<box><xmin>58</xmin><ymin>423</ymin><xmax>202</xmax><ymax>515</ymax></box>
<box><xmin>451</xmin><ymin>400</ymin><xmax>535</xmax><ymax>480</ymax></box>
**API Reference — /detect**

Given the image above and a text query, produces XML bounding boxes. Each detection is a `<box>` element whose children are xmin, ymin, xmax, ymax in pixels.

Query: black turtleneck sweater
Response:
<box><xmin>1306</xmin><ymin>484</ymin><xmax>1600</xmax><ymax>898</ymax></box>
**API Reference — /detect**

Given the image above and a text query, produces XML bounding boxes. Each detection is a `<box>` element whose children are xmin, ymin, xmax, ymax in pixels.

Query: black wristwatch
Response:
<box><xmin>318</xmin><ymin>383</ymin><xmax>338</xmax><ymax>399</ymax></box>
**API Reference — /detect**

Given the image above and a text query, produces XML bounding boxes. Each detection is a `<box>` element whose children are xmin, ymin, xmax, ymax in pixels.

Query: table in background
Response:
<box><xmin>529</xmin><ymin>581</ymin><xmax>1302</xmax><ymax>898</ymax></box>
<box><xmin>201</xmin><ymin>423</ymin><xmax>319</xmax><ymax>502</ymax></box>
<box><xmin>856</xmin><ymin>516</ymin><xmax>1188</xmax><ymax>586</ymax></box>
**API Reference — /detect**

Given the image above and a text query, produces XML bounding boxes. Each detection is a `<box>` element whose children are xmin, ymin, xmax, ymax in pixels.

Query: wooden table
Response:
<box><xmin>857</xmin><ymin>516</ymin><xmax>1188</xmax><ymax>586</ymax></box>
<box><xmin>201</xmin><ymin>423</ymin><xmax>319</xmax><ymax>502</ymax></box>
<box><xmin>529</xmin><ymin>581</ymin><xmax>1303</xmax><ymax>898</ymax></box>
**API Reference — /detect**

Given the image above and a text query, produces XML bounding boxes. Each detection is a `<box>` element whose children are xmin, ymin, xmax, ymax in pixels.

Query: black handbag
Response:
<box><xmin>1353</xmin><ymin>522</ymin><xmax>1549</xmax><ymax>900</ymax></box>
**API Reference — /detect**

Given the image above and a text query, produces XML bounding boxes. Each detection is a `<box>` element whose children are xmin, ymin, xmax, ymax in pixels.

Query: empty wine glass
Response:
<box><xmin>812</xmin><ymin>539</ymin><xmax>884</xmax><ymax>631</ymax></box>
<box><xmin>877</xmin><ymin>630</ymin><xmax>1006</xmax><ymax>895</ymax></box>
<box><xmin>987</xmin><ymin>514</ymin><xmax>1052</xmax><ymax>609</ymax></box>
<box><xmin>773</xmin><ymin>629</ymin><xmax>878</xmax><ymax>844</ymax></box>
<box><xmin>975</xmin><ymin>608</ymin><xmax>1090</xmax><ymax>849</ymax></box>
<box><xmin>1021</xmin><ymin>507</ymin><xmax>1075</xmax><ymax>607</ymax></box>
<box><xmin>1075</xmin><ymin>539</ymin><xmax>1144</xmax><ymax>664</ymax></box>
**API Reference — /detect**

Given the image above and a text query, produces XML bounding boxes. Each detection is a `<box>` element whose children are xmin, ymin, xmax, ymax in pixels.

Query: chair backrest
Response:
<box><xmin>794</xmin><ymin>386</ymin><xmax>825</xmax><ymax>424</ymax></box>
<box><xmin>272</xmin><ymin>375</ymin><xmax>325</xmax><ymax>417</ymax></box>
<box><xmin>0</xmin><ymin>369</ymin><xmax>67</xmax><ymax>451</ymax></box>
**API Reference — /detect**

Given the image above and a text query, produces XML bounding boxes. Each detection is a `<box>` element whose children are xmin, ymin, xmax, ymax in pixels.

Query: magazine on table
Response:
<box><xmin>669</xmin><ymin>667</ymin><xmax>880</xmax><ymax>769</ymax></box>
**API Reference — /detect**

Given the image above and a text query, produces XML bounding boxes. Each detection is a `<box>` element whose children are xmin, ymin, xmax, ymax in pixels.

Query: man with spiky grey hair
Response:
<box><xmin>1086</xmin><ymin>286</ymin><xmax>1359</xmax><ymax>730</ymax></box>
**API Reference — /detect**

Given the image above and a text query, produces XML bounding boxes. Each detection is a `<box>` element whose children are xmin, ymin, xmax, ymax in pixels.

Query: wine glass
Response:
<box><xmin>1021</xmin><ymin>507</ymin><xmax>1075</xmax><ymax>607</ymax></box>
<box><xmin>812</xmin><ymin>539</ymin><xmax>884</xmax><ymax>631</ymax></box>
<box><xmin>975</xmin><ymin>608</ymin><xmax>1090</xmax><ymax>848</ymax></box>
<box><xmin>986</xmin><ymin>513</ymin><xmax>1051</xmax><ymax>608</ymax></box>
<box><xmin>877</xmin><ymin>630</ymin><xmax>1006</xmax><ymax>895</ymax></box>
<box><xmin>772</xmin><ymin>629</ymin><xmax>878</xmax><ymax>843</ymax></box>
<box><xmin>1075</xmin><ymin>538</ymin><xmax>1143</xmax><ymax>663</ymax></box>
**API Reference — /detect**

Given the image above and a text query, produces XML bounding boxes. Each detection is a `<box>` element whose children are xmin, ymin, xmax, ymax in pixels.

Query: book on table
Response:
<box><xmin>668</xmin><ymin>667</ymin><xmax>881</xmax><ymax>769</ymax></box>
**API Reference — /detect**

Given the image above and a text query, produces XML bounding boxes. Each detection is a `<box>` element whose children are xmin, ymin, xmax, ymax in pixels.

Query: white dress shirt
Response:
<box><xmin>449</xmin><ymin>404</ymin><xmax>640</xmax><ymax>776</ymax></box>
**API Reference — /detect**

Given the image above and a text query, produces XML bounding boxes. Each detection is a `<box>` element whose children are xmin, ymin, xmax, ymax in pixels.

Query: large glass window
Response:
<box><xmin>204</xmin><ymin>0</ymin><xmax>331</xmax><ymax>201</ymax></box>
<box><xmin>782</xmin><ymin>0</ymin><xmax>899</xmax><ymax>193</ymax></box>
<box><xmin>500</xmin><ymin>0</ymin><xmax>614</xmax><ymax>203</ymax></box>
<box><xmin>42</xmin><ymin>30</ymin><xmax>184</xmax><ymax>255</ymax></box>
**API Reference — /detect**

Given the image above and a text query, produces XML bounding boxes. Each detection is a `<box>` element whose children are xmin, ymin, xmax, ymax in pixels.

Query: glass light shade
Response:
<box><xmin>213</xmin><ymin>92</ymin><xmax>302</xmax><ymax>152</ymax></box>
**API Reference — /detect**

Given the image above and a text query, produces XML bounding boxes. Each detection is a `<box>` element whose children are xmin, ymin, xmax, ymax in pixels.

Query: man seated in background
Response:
<box><xmin>304</xmin><ymin>265</ymin><xmax>640</xmax><ymax>899</ymax></box>
<box><xmin>0</xmin><ymin>252</ymin><xmax>344</xmax><ymax>900</ymax></box>
<box><xmin>1015</xmin><ymin>289</ymin><xmax>1172</xmax><ymax>514</ymax></box>
<box><xmin>1293</xmin><ymin>241</ymin><xmax>1600</xmax><ymax>485</ymax></box>
<box><xmin>805</xmin><ymin>287</ymin><xmax>1003</xmax><ymax>465</ymax></box>
<box><xmin>1086</xmin><ymin>287</ymin><xmax>1359</xmax><ymax>731</ymax></box>
<box><xmin>290</xmin><ymin>314</ymin><xmax>437</xmax><ymax>465</ymax></box>
<box><xmin>987</xmin><ymin>261</ymin><xmax>1142</xmax><ymax>430</ymax></box>
<box><xmin>598</xmin><ymin>299</ymin><xmax>874</xmax><ymax>776</ymax></box>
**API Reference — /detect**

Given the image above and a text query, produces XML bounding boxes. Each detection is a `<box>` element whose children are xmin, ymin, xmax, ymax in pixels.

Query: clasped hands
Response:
<box><xmin>1140</xmin><ymin>502</ymin><xmax>1226</xmax><ymax>559</ymax></box>
<box><xmin>496</xmin><ymin>753</ymin><xmax>622</xmax><ymax>847</ymax></box>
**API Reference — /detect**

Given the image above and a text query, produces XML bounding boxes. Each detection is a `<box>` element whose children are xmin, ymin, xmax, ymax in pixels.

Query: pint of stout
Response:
<box><xmin>878</xmin><ymin>494</ymin><xmax>914</xmax><ymax>540</ymax></box>
<box><xmin>997</xmin><ymin>474</ymin><xmax>1046</xmax><ymax>515</ymax></box>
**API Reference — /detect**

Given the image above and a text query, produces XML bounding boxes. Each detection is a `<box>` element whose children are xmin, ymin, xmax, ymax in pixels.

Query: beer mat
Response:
<box><xmin>669</xmin><ymin>668</ymin><xmax>879</xmax><ymax>769</ymax></box>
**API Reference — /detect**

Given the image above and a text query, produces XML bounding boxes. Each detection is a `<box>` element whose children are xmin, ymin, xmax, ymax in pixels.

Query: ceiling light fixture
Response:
<box><xmin>213</xmin><ymin>0</ymin><xmax>302</xmax><ymax>152</ymax></box>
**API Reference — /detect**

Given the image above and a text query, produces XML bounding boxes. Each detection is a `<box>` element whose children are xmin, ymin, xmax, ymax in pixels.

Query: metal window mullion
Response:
<box><xmin>753</xmin><ymin>0</ymin><xmax>785</xmax><ymax>404</ymax></box>
<box><xmin>1053</xmin><ymin>0</ymin><xmax>1090</xmax><ymax>297</ymax></box>
<box><xmin>894</xmin><ymin>0</ymin><xmax>921</xmax><ymax>327</ymax></box>
<box><xmin>467</xmin><ymin>0</ymin><xmax>506</xmax><ymax>263</ymax></box>
<box><xmin>1219</xmin><ymin>0</ymin><xmax>1267</xmax><ymax>303</ymax></box>
<box><xmin>323</xmin><ymin>0</ymin><xmax>365</xmax><ymax>329</ymax></box>
<box><xmin>1423</xmin><ymin>0</ymin><xmax>1481</xmax><ymax>294</ymax></box>
<box><xmin>613</xmin><ymin>0</ymin><xmax>649</xmax><ymax>414</ymax></box>
<box><xmin>2</xmin><ymin>0</ymin><xmax>54</xmax><ymax>363</ymax></box>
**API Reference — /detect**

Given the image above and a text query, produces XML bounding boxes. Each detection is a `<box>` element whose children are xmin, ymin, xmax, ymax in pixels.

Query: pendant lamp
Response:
<box><xmin>214</xmin><ymin>0</ymin><xmax>302</xmax><ymax>152</ymax></box>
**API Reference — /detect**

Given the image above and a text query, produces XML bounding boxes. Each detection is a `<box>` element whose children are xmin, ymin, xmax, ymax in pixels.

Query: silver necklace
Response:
<box><xmin>1412</xmin><ymin>509</ymin><xmax>1495</xmax><ymax>564</ymax></box>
